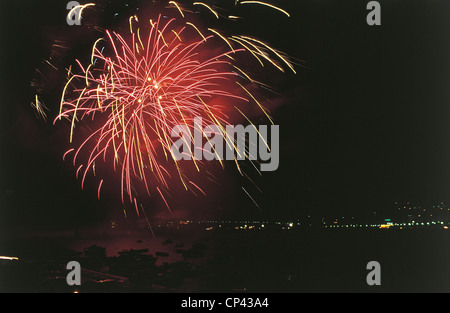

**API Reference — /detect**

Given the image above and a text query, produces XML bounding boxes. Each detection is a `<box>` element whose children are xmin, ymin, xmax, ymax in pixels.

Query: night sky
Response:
<box><xmin>1</xmin><ymin>0</ymin><xmax>450</xmax><ymax>233</ymax></box>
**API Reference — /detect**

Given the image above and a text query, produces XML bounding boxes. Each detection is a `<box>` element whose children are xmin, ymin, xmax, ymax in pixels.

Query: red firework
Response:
<box><xmin>55</xmin><ymin>12</ymin><xmax>294</xmax><ymax>215</ymax></box>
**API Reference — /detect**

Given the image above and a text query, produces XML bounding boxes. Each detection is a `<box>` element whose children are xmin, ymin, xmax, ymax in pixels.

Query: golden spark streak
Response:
<box><xmin>186</xmin><ymin>22</ymin><xmax>207</xmax><ymax>41</ymax></box>
<box><xmin>169</xmin><ymin>1</ymin><xmax>185</xmax><ymax>18</ymax></box>
<box><xmin>232</xmin><ymin>36</ymin><xmax>284</xmax><ymax>72</ymax></box>
<box><xmin>172</xmin><ymin>30</ymin><xmax>182</xmax><ymax>42</ymax></box>
<box><xmin>85</xmin><ymin>63</ymin><xmax>92</xmax><ymax>86</ymax></box>
<box><xmin>60</xmin><ymin>75</ymin><xmax>76</xmax><ymax>119</ymax></box>
<box><xmin>70</xmin><ymin>87</ymin><xmax>86</xmax><ymax>143</ymax></box>
<box><xmin>91</xmin><ymin>38</ymin><xmax>104</xmax><ymax>64</ymax></box>
<box><xmin>240</xmin><ymin>35</ymin><xmax>296</xmax><ymax>73</ymax></box>
<box><xmin>239</xmin><ymin>1</ymin><xmax>290</xmax><ymax>17</ymax></box>
<box><xmin>232</xmin><ymin>65</ymin><xmax>254</xmax><ymax>82</ymax></box>
<box><xmin>137</xmin><ymin>28</ymin><xmax>145</xmax><ymax>50</ymax></box>
<box><xmin>78</xmin><ymin>3</ymin><xmax>96</xmax><ymax>19</ymax></box>
<box><xmin>129</xmin><ymin>14</ymin><xmax>138</xmax><ymax>34</ymax></box>
<box><xmin>193</xmin><ymin>2</ymin><xmax>219</xmax><ymax>19</ymax></box>
<box><xmin>236</xmin><ymin>81</ymin><xmax>273</xmax><ymax>125</ymax></box>
<box><xmin>208</xmin><ymin>28</ymin><xmax>235</xmax><ymax>52</ymax></box>
<box><xmin>229</xmin><ymin>37</ymin><xmax>265</xmax><ymax>67</ymax></box>
<box><xmin>68</xmin><ymin>3</ymin><xmax>96</xmax><ymax>24</ymax></box>
<box><xmin>173</xmin><ymin>98</ymin><xmax>200</xmax><ymax>172</ymax></box>
<box><xmin>242</xmin><ymin>187</ymin><xmax>259</xmax><ymax>208</ymax></box>
<box><xmin>234</xmin><ymin>105</ymin><xmax>270</xmax><ymax>151</ymax></box>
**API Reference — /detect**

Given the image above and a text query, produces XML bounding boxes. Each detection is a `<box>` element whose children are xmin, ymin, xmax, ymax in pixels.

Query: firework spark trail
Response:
<box><xmin>239</xmin><ymin>1</ymin><xmax>290</xmax><ymax>17</ymax></box>
<box><xmin>193</xmin><ymin>2</ymin><xmax>219</xmax><ymax>19</ymax></box>
<box><xmin>67</xmin><ymin>2</ymin><xmax>96</xmax><ymax>24</ymax></box>
<box><xmin>55</xmin><ymin>2</ymin><xmax>295</xmax><ymax>214</ymax></box>
<box><xmin>31</xmin><ymin>94</ymin><xmax>48</xmax><ymax>121</ymax></box>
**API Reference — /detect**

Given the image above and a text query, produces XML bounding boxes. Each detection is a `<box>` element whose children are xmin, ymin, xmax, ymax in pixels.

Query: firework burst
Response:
<box><xmin>54</xmin><ymin>2</ymin><xmax>296</xmax><ymax>216</ymax></box>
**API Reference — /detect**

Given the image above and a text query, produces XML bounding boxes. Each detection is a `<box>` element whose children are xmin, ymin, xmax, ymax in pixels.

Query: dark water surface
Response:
<box><xmin>1</xmin><ymin>228</ymin><xmax>449</xmax><ymax>292</ymax></box>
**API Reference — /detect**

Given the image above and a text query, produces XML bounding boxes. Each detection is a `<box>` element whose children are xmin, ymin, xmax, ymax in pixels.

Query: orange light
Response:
<box><xmin>0</xmin><ymin>256</ymin><xmax>19</xmax><ymax>260</ymax></box>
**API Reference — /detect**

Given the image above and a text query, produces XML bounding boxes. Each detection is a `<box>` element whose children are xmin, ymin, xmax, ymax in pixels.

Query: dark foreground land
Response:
<box><xmin>0</xmin><ymin>228</ymin><xmax>449</xmax><ymax>292</ymax></box>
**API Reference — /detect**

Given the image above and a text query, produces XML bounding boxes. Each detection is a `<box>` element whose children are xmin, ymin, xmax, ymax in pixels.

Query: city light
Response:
<box><xmin>0</xmin><ymin>256</ymin><xmax>19</xmax><ymax>261</ymax></box>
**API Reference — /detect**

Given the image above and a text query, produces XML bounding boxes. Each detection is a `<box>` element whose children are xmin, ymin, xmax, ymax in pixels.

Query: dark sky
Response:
<box><xmin>1</xmin><ymin>0</ymin><xmax>450</xmax><ymax>231</ymax></box>
<box><xmin>260</xmin><ymin>0</ymin><xmax>450</xmax><ymax>218</ymax></box>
